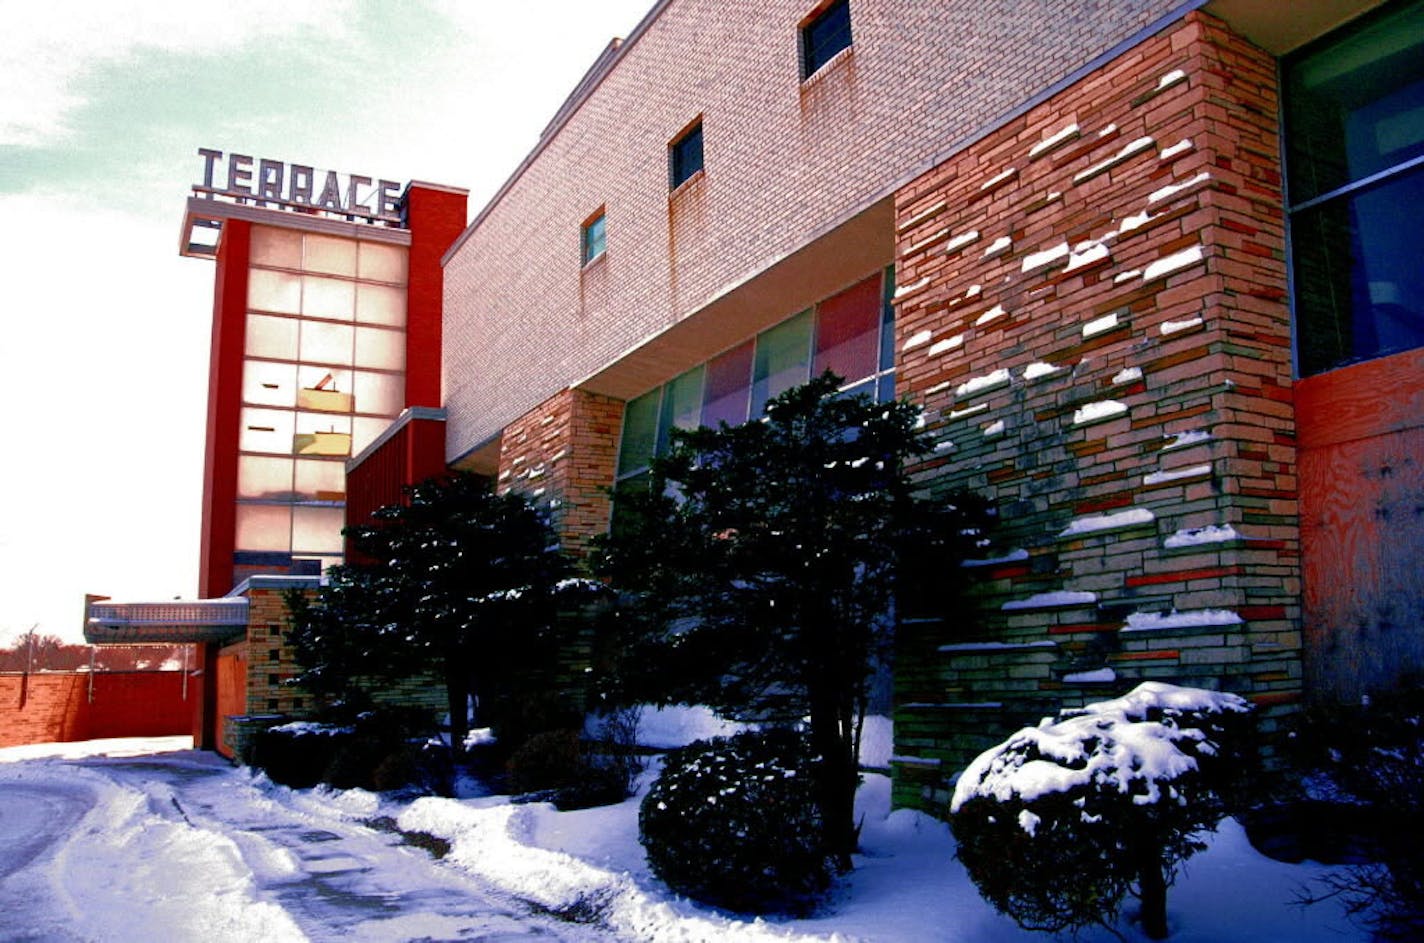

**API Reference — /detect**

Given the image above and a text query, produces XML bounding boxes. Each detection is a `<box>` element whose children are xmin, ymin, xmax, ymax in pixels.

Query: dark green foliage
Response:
<box><xmin>1289</xmin><ymin>687</ymin><xmax>1424</xmax><ymax>941</ymax></box>
<box><xmin>247</xmin><ymin>707</ymin><xmax>449</xmax><ymax>794</ymax></box>
<box><xmin>594</xmin><ymin>373</ymin><xmax>991</xmax><ymax>869</ymax></box>
<box><xmin>285</xmin><ymin>473</ymin><xmax>600</xmax><ymax>754</ymax></box>
<box><xmin>640</xmin><ymin>729</ymin><xmax>832</xmax><ymax>915</ymax></box>
<box><xmin>950</xmin><ymin>684</ymin><xmax>1255</xmax><ymax>940</ymax></box>
<box><xmin>506</xmin><ymin>728</ymin><xmax>632</xmax><ymax>811</ymax></box>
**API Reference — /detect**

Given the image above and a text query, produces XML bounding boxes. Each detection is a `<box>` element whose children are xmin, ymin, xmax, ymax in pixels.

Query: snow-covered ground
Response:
<box><xmin>0</xmin><ymin>732</ymin><xmax>1367</xmax><ymax>942</ymax></box>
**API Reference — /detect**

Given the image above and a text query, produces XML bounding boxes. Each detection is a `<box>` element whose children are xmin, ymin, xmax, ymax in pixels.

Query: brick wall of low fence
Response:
<box><xmin>0</xmin><ymin>671</ymin><xmax>191</xmax><ymax>748</ymax></box>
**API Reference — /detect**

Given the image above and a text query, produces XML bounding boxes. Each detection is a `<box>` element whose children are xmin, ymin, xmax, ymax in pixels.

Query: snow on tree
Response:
<box><xmin>950</xmin><ymin>682</ymin><xmax>1255</xmax><ymax>939</ymax></box>
<box><xmin>593</xmin><ymin>372</ymin><xmax>990</xmax><ymax>872</ymax></box>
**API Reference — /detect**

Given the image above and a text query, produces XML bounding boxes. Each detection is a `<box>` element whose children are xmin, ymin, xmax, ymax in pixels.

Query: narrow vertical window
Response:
<box><xmin>582</xmin><ymin>210</ymin><xmax>606</xmax><ymax>265</ymax></box>
<box><xmin>670</xmin><ymin>121</ymin><xmax>704</xmax><ymax>190</ymax></box>
<box><xmin>802</xmin><ymin>0</ymin><xmax>852</xmax><ymax>79</ymax></box>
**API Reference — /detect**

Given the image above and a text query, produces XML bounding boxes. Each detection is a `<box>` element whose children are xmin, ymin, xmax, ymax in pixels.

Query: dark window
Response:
<box><xmin>1285</xmin><ymin>0</ymin><xmax>1424</xmax><ymax>376</ymax></box>
<box><xmin>802</xmin><ymin>0</ymin><xmax>852</xmax><ymax>78</ymax></box>
<box><xmin>670</xmin><ymin>122</ymin><xmax>704</xmax><ymax>189</ymax></box>
<box><xmin>582</xmin><ymin>211</ymin><xmax>606</xmax><ymax>264</ymax></box>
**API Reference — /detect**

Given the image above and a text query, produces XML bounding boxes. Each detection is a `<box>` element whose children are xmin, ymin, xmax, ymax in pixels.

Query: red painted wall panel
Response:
<box><xmin>403</xmin><ymin>186</ymin><xmax>467</xmax><ymax>409</ymax></box>
<box><xmin>199</xmin><ymin>220</ymin><xmax>252</xmax><ymax>598</ymax></box>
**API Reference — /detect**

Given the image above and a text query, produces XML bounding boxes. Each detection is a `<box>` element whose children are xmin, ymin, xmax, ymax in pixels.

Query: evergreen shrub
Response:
<box><xmin>506</xmin><ymin>728</ymin><xmax>635</xmax><ymax>811</ymax></box>
<box><xmin>950</xmin><ymin>683</ymin><xmax>1254</xmax><ymax>939</ymax></box>
<box><xmin>639</xmin><ymin>728</ymin><xmax>833</xmax><ymax>915</ymax></box>
<box><xmin>248</xmin><ymin>707</ymin><xmax>447</xmax><ymax>794</ymax></box>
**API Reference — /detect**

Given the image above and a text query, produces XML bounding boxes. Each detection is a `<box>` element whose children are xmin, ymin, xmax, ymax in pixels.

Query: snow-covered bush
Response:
<box><xmin>639</xmin><ymin>728</ymin><xmax>833</xmax><ymax>915</ymax></box>
<box><xmin>248</xmin><ymin>708</ymin><xmax>448</xmax><ymax>794</ymax></box>
<box><xmin>950</xmin><ymin>683</ymin><xmax>1254</xmax><ymax>939</ymax></box>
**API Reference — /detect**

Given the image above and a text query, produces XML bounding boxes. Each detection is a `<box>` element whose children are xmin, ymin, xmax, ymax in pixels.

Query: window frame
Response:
<box><xmin>669</xmin><ymin>119</ymin><xmax>705</xmax><ymax>191</ymax></box>
<box><xmin>581</xmin><ymin>208</ymin><xmax>607</xmax><ymax>266</ymax></box>
<box><xmin>800</xmin><ymin>0</ymin><xmax>852</xmax><ymax>80</ymax></box>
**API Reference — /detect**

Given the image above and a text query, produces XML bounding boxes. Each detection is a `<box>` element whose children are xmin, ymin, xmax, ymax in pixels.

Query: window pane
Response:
<box><xmin>751</xmin><ymin>309</ymin><xmax>813</xmax><ymax>416</ymax></box>
<box><xmin>300</xmin><ymin>320</ymin><xmax>354</xmax><ymax>365</ymax></box>
<box><xmin>353</xmin><ymin>369</ymin><xmax>404</xmax><ymax>416</ymax></box>
<box><xmin>245</xmin><ymin>314</ymin><xmax>298</xmax><ymax>360</ymax></box>
<box><xmin>235</xmin><ymin>504</ymin><xmax>291</xmax><ymax>552</ymax></box>
<box><xmin>702</xmin><ymin>340</ymin><xmax>754</xmax><ymax>428</ymax></box>
<box><xmin>239</xmin><ymin>408</ymin><xmax>295</xmax><ymax>454</ymax></box>
<box><xmin>1285</xmin><ymin>1</ymin><xmax>1424</xmax><ymax>204</ymax></box>
<box><xmin>294</xmin><ymin>459</ymin><xmax>345</xmax><ymax>501</ymax></box>
<box><xmin>242</xmin><ymin>359</ymin><xmax>297</xmax><ymax>407</ymax></box>
<box><xmin>1292</xmin><ymin>165</ymin><xmax>1424</xmax><ymax>375</ymax></box>
<box><xmin>352</xmin><ymin>416</ymin><xmax>391</xmax><ymax>454</ymax></box>
<box><xmin>583</xmin><ymin>213</ymin><xmax>606</xmax><ymax>263</ymax></box>
<box><xmin>814</xmin><ymin>275</ymin><xmax>880</xmax><ymax>384</ymax></box>
<box><xmin>618</xmin><ymin>388</ymin><xmax>661</xmax><ymax>476</ymax></box>
<box><xmin>248</xmin><ymin>269</ymin><xmax>300</xmax><ymax>314</ymax></box>
<box><xmin>303</xmin><ymin>234</ymin><xmax>357</xmax><ymax>276</ymax></box>
<box><xmin>250</xmin><ymin>226</ymin><xmax>302</xmax><ymax>269</ymax></box>
<box><xmin>295</xmin><ymin>366</ymin><xmax>353</xmax><ymax>412</ymax></box>
<box><xmin>879</xmin><ymin>266</ymin><xmax>896</xmax><ymax>371</ymax></box>
<box><xmin>302</xmin><ymin>275</ymin><xmax>355</xmax><ymax>321</ymax></box>
<box><xmin>292</xmin><ymin>506</ymin><xmax>345</xmax><ymax>555</ymax></box>
<box><xmin>358</xmin><ymin>242</ymin><xmax>408</xmax><ymax>283</ymax></box>
<box><xmin>237</xmin><ymin>456</ymin><xmax>294</xmax><ymax>499</ymax></box>
<box><xmin>355</xmin><ymin>283</ymin><xmax>406</xmax><ymax>326</ymax></box>
<box><xmin>671</xmin><ymin>124</ymin><xmax>704</xmax><ymax>188</ymax></box>
<box><xmin>354</xmin><ymin>325</ymin><xmax>405</xmax><ymax>371</ymax></box>
<box><xmin>657</xmin><ymin>365</ymin><xmax>705</xmax><ymax>453</ymax></box>
<box><xmin>803</xmin><ymin>0</ymin><xmax>852</xmax><ymax>77</ymax></box>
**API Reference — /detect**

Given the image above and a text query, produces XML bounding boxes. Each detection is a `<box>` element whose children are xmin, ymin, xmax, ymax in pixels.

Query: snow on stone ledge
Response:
<box><xmin>962</xmin><ymin>548</ymin><xmax>1029</xmax><ymax>567</ymax></box>
<box><xmin>945</xmin><ymin>230</ymin><xmax>981</xmax><ymax>253</ymax></box>
<box><xmin>1023</xmin><ymin>361</ymin><xmax>1064</xmax><ymax>381</ymax></box>
<box><xmin>1082</xmin><ymin>311</ymin><xmax>1120</xmax><ymax>337</ymax></box>
<box><xmin>1164</xmin><ymin>524</ymin><xmax>1241</xmax><ymax>548</ymax></box>
<box><xmin>1143</xmin><ymin>463</ymin><xmax>1211</xmax><ymax>486</ymax></box>
<box><xmin>929</xmin><ymin>334</ymin><xmax>965</xmax><ymax>356</ymax></box>
<box><xmin>1063</xmin><ymin>667</ymin><xmax>1116</xmax><ymax>684</ymax></box>
<box><xmin>1112</xmin><ymin>366</ymin><xmax>1143</xmax><ymax>385</ymax></box>
<box><xmin>956</xmin><ymin>368</ymin><xmax>1011</xmax><ymax>397</ymax></box>
<box><xmin>940</xmin><ymin>639</ymin><xmax>1059</xmax><ymax>651</ymax></box>
<box><xmin>1121</xmin><ymin>609</ymin><xmax>1244</xmax><ymax>632</ymax></box>
<box><xmin>1059</xmin><ymin>507</ymin><xmax>1156</xmax><ymax>537</ymax></box>
<box><xmin>1029</xmin><ymin>122</ymin><xmax>1080</xmax><ymax>159</ymax></box>
<box><xmin>1163</xmin><ymin>429</ymin><xmax>1212</xmax><ymax>450</ymax></box>
<box><xmin>902</xmin><ymin>329</ymin><xmax>932</xmax><ymax>350</ymax></box>
<box><xmin>1002</xmin><ymin>590</ymin><xmax>1098</xmax><ymax>611</ymax></box>
<box><xmin>1072</xmin><ymin>399</ymin><xmax>1128</xmax><ymax>425</ymax></box>
<box><xmin>1143</xmin><ymin>245</ymin><xmax>1204</xmax><ymax>281</ymax></box>
<box><xmin>1162</xmin><ymin>316</ymin><xmax>1204</xmax><ymax>335</ymax></box>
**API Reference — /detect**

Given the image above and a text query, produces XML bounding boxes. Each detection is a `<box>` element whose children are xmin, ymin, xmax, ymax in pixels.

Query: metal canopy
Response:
<box><xmin>85</xmin><ymin>599</ymin><xmax>249</xmax><ymax>646</ymax></box>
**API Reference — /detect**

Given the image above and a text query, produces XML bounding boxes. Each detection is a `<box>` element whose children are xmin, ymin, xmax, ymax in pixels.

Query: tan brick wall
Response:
<box><xmin>243</xmin><ymin>587</ymin><xmax>315</xmax><ymax>717</ymax></box>
<box><xmin>444</xmin><ymin>0</ymin><xmax>1185</xmax><ymax>456</ymax></box>
<box><xmin>889</xmin><ymin>12</ymin><xmax>1300</xmax><ymax>810</ymax></box>
<box><xmin>497</xmin><ymin>387</ymin><xmax>623</xmax><ymax>559</ymax></box>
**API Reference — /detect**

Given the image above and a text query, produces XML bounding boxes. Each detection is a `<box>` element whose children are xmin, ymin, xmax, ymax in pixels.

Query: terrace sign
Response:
<box><xmin>194</xmin><ymin>148</ymin><xmax>403</xmax><ymax>225</ymax></box>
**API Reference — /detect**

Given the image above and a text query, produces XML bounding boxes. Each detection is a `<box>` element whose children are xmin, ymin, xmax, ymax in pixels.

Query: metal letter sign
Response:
<box><xmin>193</xmin><ymin>148</ymin><xmax>404</xmax><ymax>225</ymax></box>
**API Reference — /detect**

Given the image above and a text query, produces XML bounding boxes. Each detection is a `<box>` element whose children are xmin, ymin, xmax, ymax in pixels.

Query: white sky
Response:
<box><xmin>0</xmin><ymin>0</ymin><xmax>656</xmax><ymax>645</ymax></box>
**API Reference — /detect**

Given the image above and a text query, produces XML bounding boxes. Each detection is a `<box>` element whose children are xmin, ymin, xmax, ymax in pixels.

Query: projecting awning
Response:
<box><xmin>85</xmin><ymin>599</ymin><xmax>249</xmax><ymax>645</ymax></box>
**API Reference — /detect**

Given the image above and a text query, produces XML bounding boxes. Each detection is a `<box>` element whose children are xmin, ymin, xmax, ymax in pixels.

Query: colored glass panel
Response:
<box><xmin>702</xmin><ymin>340</ymin><xmax>754</xmax><ymax>428</ymax></box>
<box><xmin>303</xmin><ymin>234</ymin><xmax>357</xmax><ymax>277</ymax></box>
<box><xmin>657</xmin><ymin>365</ymin><xmax>706</xmax><ymax>454</ymax></box>
<box><xmin>583</xmin><ymin>213</ymin><xmax>606</xmax><ymax>263</ymax></box>
<box><xmin>302</xmin><ymin>275</ymin><xmax>355</xmax><ymax>321</ymax></box>
<box><xmin>618</xmin><ymin>388</ymin><xmax>661</xmax><ymax>476</ymax></box>
<box><xmin>358</xmin><ymin>242</ymin><xmax>408</xmax><ymax>283</ymax></box>
<box><xmin>803</xmin><ymin>0</ymin><xmax>851</xmax><ymax>77</ymax></box>
<box><xmin>751</xmin><ymin>309</ymin><xmax>813</xmax><ymax>416</ymax></box>
<box><xmin>356</xmin><ymin>283</ymin><xmax>406</xmax><ymax>326</ymax></box>
<box><xmin>813</xmin><ymin>275</ymin><xmax>880</xmax><ymax>384</ymax></box>
<box><xmin>248</xmin><ymin>269</ymin><xmax>300</xmax><ymax>314</ymax></box>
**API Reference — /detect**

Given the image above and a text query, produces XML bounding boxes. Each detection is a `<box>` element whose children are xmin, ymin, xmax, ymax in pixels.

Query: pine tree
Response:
<box><xmin>287</xmin><ymin>473</ymin><xmax>592</xmax><ymax>755</ymax></box>
<box><xmin>594</xmin><ymin>373</ymin><xmax>989</xmax><ymax>869</ymax></box>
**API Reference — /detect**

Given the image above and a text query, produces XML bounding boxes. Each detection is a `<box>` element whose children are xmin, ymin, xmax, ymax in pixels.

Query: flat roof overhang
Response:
<box><xmin>1206</xmin><ymin>0</ymin><xmax>1385</xmax><ymax>54</ymax></box>
<box><xmin>85</xmin><ymin>599</ymin><xmax>249</xmax><ymax>646</ymax></box>
<box><xmin>179</xmin><ymin>196</ymin><xmax>412</xmax><ymax>260</ymax></box>
<box><xmin>576</xmin><ymin>196</ymin><xmax>895</xmax><ymax>403</ymax></box>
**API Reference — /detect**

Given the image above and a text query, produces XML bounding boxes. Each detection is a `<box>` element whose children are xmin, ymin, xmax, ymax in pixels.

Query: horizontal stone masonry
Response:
<box><xmin>891</xmin><ymin>11</ymin><xmax>1300</xmax><ymax>812</ymax></box>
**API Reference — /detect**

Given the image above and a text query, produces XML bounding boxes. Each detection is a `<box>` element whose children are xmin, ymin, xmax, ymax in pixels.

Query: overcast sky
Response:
<box><xmin>0</xmin><ymin>0</ymin><xmax>655</xmax><ymax>645</ymax></box>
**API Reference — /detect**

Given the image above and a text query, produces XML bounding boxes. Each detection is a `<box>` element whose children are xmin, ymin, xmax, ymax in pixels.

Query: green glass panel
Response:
<box><xmin>617</xmin><ymin>388</ymin><xmax>661</xmax><ymax>476</ymax></box>
<box><xmin>751</xmin><ymin>309</ymin><xmax>812</xmax><ymax>416</ymax></box>
<box><xmin>657</xmin><ymin>365</ymin><xmax>706</xmax><ymax>453</ymax></box>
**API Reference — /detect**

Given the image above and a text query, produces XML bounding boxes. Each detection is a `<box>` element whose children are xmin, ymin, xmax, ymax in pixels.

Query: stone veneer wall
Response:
<box><xmin>497</xmin><ymin>387</ymin><xmax>624</xmax><ymax>559</ymax></box>
<box><xmin>890</xmin><ymin>11</ymin><xmax>1300</xmax><ymax>811</ymax></box>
